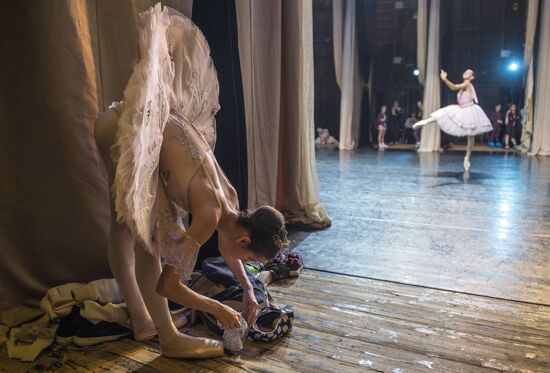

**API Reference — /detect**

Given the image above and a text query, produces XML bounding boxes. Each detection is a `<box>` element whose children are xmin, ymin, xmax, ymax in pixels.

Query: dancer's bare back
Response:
<box><xmin>95</xmin><ymin>108</ymin><xmax>239</xmax><ymax>237</ymax></box>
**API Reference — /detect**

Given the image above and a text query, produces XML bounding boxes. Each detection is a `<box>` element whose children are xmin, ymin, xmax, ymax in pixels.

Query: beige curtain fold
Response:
<box><xmin>236</xmin><ymin>0</ymin><xmax>331</xmax><ymax>228</ymax></box>
<box><xmin>521</xmin><ymin>0</ymin><xmax>539</xmax><ymax>152</ymax></box>
<box><xmin>530</xmin><ymin>0</ymin><xmax>550</xmax><ymax>156</ymax></box>
<box><xmin>416</xmin><ymin>0</ymin><xmax>428</xmax><ymax>86</ymax></box>
<box><xmin>332</xmin><ymin>0</ymin><xmax>344</xmax><ymax>87</ymax></box>
<box><xmin>418</xmin><ymin>0</ymin><xmax>441</xmax><ymax>152</ymax></box>
<box><xmin>0</xmin><ymin>0</ymin><xmax>191</xmax><ymax>313</ymax></box>
<box><xmin>235</xmin><ymin>0</ymin><xmax>282</xmax><ymax>210</ymax></box>
<box><xmin>333</xmin><ymin>0</ymin><xmax>363</xmax><ymax>150</ymax></box>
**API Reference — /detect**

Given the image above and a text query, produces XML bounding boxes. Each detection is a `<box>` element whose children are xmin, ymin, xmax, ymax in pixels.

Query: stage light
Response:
<box><xmin>508</xmin><ymin>62</ymin><xmax>519</xmax><ymax>71</ymax></box>
<box><xmin>413</xmin><ymin>69</ymin><xmax>420</xmax><ymax>76</ymax></box>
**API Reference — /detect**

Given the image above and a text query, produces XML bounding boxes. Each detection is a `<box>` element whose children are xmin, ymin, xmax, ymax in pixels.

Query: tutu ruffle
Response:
<box><xmin>431</xmin><ymin>104</ymin><xmax>492</xmax><ymax>137</ymax></box>
<box><xmin>112</xmin><ymin>4</ymin><xmax>219</xmax><ymax>255</ymax></box>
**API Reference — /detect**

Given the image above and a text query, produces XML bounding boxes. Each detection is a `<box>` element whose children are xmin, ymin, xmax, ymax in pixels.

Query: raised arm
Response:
<box><xmin>440</xmin><ymin>70</ymin><xmax>469</xmax><ymax>91</ymax></box>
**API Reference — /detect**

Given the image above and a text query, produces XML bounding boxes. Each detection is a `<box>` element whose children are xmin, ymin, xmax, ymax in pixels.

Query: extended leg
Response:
<box><xmin>413</xmin><ymin>117</ymin><xmax>436</xmax><ymax>129</ymax></box>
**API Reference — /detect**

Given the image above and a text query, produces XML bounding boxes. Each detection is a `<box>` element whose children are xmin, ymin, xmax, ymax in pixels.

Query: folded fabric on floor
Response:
<box><xmin>0</xmin><ymin>325</ymin><xmax>8</xmax><ymax>345</ymax></box>
<box><xmin>56</xmin><ymin>306</ymin><xmax>130</xmax><ymax>347</ymax></box>
<box><xmin>0</xmin><ymin>278</ymin><xmax>128</xmax><ymax>362</ymax></box>
<box><xmin>262</xmin><ymin>251</ymin><xmax>304</xmax><ymax>282</ymax></box>
<box><xmin>246</xmin><ymin>250</ymin><xmax>304</xmax><ymax>286</ymax></box>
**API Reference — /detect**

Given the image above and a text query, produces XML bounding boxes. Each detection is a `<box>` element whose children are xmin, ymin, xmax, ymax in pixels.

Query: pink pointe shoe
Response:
<box><xmin>160</xmin><ymin>332</ymin><xmax>224</xmax><ymax>359</ymax></box>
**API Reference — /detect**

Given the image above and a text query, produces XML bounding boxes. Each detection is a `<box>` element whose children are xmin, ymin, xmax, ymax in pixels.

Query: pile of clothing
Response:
<box><xmin>0</xmin><ymin>279</ymin><xmax>131</xmax><ymax>361</ymax></box>
<box><xmin>0</xmin><ymin>251</ymin><xmax>304</xmax><ymax>362</ymax></box>
<box><xmin>176</xmin><ymin>254</ymin><xmax>302</xmax><ymax>344</ymax></box>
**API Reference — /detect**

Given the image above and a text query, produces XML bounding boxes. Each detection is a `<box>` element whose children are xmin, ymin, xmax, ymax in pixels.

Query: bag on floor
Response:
<box><xmin>177</xmin><ymin>257</ymin><xmax>294</xmax><ymax>343</ymax></box>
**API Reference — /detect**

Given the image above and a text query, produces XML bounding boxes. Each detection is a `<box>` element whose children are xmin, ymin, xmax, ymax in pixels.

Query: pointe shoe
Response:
<box><xmin>133</xmin><ymin>321</ymin><xmax>157</xmax><ymax>342</ymax></box>
<box><xmin>160</xmin><ymin>332</ymin><xmax>224</xmax><ymax>359</ymax></box>
<box><xmin>463</xmin><ymin>157</ymin><xmax>470</xmax><ymax>171</ymax></box>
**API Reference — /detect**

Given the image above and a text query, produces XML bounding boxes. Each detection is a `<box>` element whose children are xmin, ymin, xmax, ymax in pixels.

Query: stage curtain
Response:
<box><xmin>531</xmin><ymin>0</ymin><xmax>550</xmax><ymax>155</ymax></box>
<box><xmin>332</xmin><ymin>0</ymin><xmax>363</xmax><ymax>150</ymax></box>
<box><xmin>235</xmin><ymin>0</ymin><xmax>331</xmax><ymax>228</ymax></box>
<box><xmin>521</xmin><ymin>0</ymin><xmax>538</xmax><ymax>152</ymax></box>
<box><xmin>416</xmin><ymin>0</ymin><xmax>428</xmax><ymax>86</ymax></box>
<box><xmin>333</xmin><ymin>0</ymin><xmax>344</xmax><ymax>88</ymax></box>
<box><xmin>530</xmin><ymin>0</ymin><xmax>550</xmax><ymax>155</ymax></box>
<box><xmin>0</xmin><ymin>0</ymin><xmax>191</xmax><ymax>313</ymax></box>
<box><xmin>418</xmin><ymin>0</ymin><xmax>441</xmax><ymax>152</ymax></box>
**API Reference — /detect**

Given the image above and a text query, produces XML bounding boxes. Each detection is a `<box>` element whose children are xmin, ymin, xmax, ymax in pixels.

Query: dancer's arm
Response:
<box><xmin>156</xmin><ymin>206</ymin><xmax>242</xmax><ymax>330</ymax></box>
<box><xmin>219</xmin><ymin>246</ymin><xmax>259</xmax><ymax>326</ymax></box>
<box><xmin>440</xmin><ymin>70</ymin><xmax>469</xmax><ymax>91</ymax></box>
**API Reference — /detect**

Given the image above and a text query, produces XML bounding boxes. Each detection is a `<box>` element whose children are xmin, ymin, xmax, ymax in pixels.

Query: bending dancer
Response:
<box><xmin>94</xmin><ymin>4</ymin><xmax>288</xmax><ymax>359</ymax></box>
<box><xmin>413</xmin><ymin>69</ymin><xmax>492</xmax><ymax>171</ymax></box>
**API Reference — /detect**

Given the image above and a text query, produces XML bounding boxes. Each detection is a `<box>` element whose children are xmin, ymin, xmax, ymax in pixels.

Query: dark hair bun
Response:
<box><xmin>237</xmin><ymin>206</ymin><xmax>287</xmax><ymax>260</ymax></box>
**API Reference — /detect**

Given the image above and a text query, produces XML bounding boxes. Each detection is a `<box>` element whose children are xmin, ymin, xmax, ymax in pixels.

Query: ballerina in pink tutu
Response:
<box><xmin>414</xmin><ymin>69</ymin><xmax>492</xmax><ymax>171</ymax></box>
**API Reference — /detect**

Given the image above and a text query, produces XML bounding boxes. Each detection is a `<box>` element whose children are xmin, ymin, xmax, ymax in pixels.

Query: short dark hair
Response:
<box><xmin>237</xmin><ymin>206</ymin><xmax>288</xmax><ymax>261</ymax></box>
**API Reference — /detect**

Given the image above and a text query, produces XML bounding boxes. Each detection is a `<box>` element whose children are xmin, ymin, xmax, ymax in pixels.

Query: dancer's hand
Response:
<box><xmin>243</xmin><ymin>288</ymin><xmax>259</xmax><ymax>326</ymax></box>
<box><xmin>440</xmin><ymin>69</ymin><xmax>447</xmax><ymax>80</ymax></box>
<box><xmin>214</xmin><ymin>303</ymin><xmax>242</xmax><ymax>330</ymax></box>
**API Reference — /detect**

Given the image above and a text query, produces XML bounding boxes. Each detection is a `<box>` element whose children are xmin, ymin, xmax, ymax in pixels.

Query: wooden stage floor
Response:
<box><xmin>2</xmin><ymin>149</ymin><xmax>550</xmax><ymax>372</ymax></box>
<box><xmin>296</xmin><ymin>149</ymin><xmax>550</xmax><ymax>305</ymax></box>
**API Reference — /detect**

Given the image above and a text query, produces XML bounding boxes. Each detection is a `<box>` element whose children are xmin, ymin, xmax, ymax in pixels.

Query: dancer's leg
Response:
<box><xmin>95</xmin><ymin>112</ymin><xmax>154</xmax><ymax>340</ymax></box>
<box><xmin>108</xmin><ymin>213</ymin><xmax>157</xmax><ymax>340</ymax></box>
<box><xmin>413</xmin><ymin>128</ymin><xmax>421</xmax><ymax>144</ymax></box>
<box><xmin>464</xmin><ymin>136</ymin><xmax>474</xmax><ymax>171</ymax></box>
<box><xmin>488</xmin><ymin>127</ymin><xmax>496</xmax><ymax>146</ymax></box>
<box><xmin>381</xmin><ymin>129</ymin><xmax>387</xmax><ymax>147</ymax></box>
<box><xmin>134</xmin><ymin>246</ymin><xmax>224</xmax><ymax>358</ymax></box>
<box><xmin>495</xmin><ymin>127</ymin><xmax>502</xmax><ymax>147</ymax></box>
<box><xmin>413</xmin><ymin>117</ymin><xmax>436</xmax><ymax>129</ymax></box>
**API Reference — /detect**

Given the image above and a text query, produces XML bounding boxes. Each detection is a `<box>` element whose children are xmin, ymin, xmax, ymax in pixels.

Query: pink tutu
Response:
<box><xmin>431</xmin><ymin>104</ymin><xmax>492</xmax><ymax>137</ymax></box>
<box><xmin>429</xmin><ymin>84</ymin><xmax>492</xmax><ymax>137</ymax></box>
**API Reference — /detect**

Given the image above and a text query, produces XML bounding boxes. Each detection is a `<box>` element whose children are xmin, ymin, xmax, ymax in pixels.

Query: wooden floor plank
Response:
<box><xmin>296</xmin><ymin>150</ymin><xmax>550</xmax><ymax>305</ymax></box>
<box><xmin>2</xmin><ymin>150</ymin><xmax>549</xmax><ymax>372</ymax></box>
<box><xmin>2</xmin><ymin>270</ymin><xmax>549</xmax><ymax>372</ymax></box>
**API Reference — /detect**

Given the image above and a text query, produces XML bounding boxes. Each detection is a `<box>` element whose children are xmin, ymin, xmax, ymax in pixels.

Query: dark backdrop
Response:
<box><xmin>192</xmin><ymin>0</ymin><xmax>248</xmax><ymax>264</ymax></box>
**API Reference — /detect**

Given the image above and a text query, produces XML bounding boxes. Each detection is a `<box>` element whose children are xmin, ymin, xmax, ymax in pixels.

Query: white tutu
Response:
<box><xmin>431</xmin><ymin>104</ymin><xmax>492</xmax><ymax>137</ymax></box>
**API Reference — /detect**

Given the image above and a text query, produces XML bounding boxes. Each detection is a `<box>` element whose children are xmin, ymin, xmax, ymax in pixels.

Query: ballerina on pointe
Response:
<box><xmin>413</xmin><ymin>69</ymin><xmax>492</xmax><ymax>171</ymax></box>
